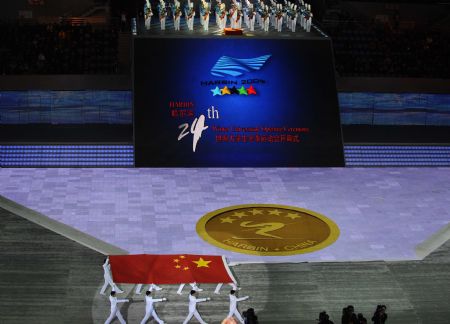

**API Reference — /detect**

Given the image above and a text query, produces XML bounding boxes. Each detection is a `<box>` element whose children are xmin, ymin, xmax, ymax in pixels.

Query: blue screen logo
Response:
<box><xmin>210</xmin><ymin>55</ymin><xmax>271</xmax><ymax>77</ymax></box>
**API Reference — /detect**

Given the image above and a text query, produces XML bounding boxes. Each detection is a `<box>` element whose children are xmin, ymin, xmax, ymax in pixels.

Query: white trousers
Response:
<box><xmin>174</xmin><ymin>16</ymin><xmax>181</xmax><ymax>30</ymax></box>
<box><xmin>182</xmin><ymin>310</ymin><xmax>207</xmax><ymax>324</ymax></box>
<box><xmin>145</xmin><ymin>17</ymin><xmax>152</xmax><ymax>30</ymax></box>
<box><xmin>160</xmin><ymin>17</ymin><xmax>166</xmax><ymax>30</ymax></box>
<box><xmin>203</xmin><ymin>15</ymin><xmax>209</xmax><ymax>31</ymax></box>
<box><xmin>228</xmin><ymin>310</ymin><xmax>245</xmax><ymax>324</ymax></box>
<box><xmin>188</xmin><ymin>17</ymin><xmax>194</xmax><ymax>30</ymax></box>
<box><xmin>276</xmin><ymin>17</ymin><xmax>283</xmax><ymax>32</ymax></box>
<box><xmin>249</xmin><ymin>17</ymin><xmax>255</xmax><ymax>31</ymax></box>
<box><xmin>306</xmin><ymin>19</ymin><xmax>311</xmax><ymax>32</ymax></box>
<box><xmin>105</xmin><ymin>309</ymin><xmax>126</xmax><ymax>324</ymax></box>
<box><xmin>100</xmin><ymin>274</ymin><xmax>121</xmax><ymax>294</ymax></box>
<box><xmin>263</xmin><ymin>18</ymin><xmax>269</xmax><ymax>32</ymax></box>
<box><xmin>140</xmin><ymin>309</ymin><xmax>163</xmax><ymax>324</ymax></box>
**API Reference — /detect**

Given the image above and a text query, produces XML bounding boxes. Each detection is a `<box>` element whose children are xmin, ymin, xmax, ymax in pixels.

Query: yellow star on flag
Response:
<box><xmin>285</xmin><ymin>213</ymin><xmax>301</xmax><ymax>220</ymax></box>
<box><xmin>180</xmin><ymin>255</ymin><xmax>186</xmax><ymax>259</ymax></box>
<box><xmin>221</xmin><ymin>86</ymin><xmax>231</xmax><ymax>95</ymax></box>
<box><xmin>268</xmin><ymin>209</ymin><xmax>282</xmax><ymax>216</ymax></box>
<box><xmin>174</xmin><ymin>258</ymin><xmax>179</xmax><ymax>263</ymax></box>
<box><xmin>183</xmin><ymin>266</ymin><xmax>189</xmax><ymax>270</ymax></box>
<box><xmin>192</xmin><ymin>257</ymin><xmax>212</xmax><ymax>268</ymax></box>
<box><xmin>175</xmin><ymin>265</ymin><xmax>181</xmax><ymax>269</ymax></box>
<box><xmin>232</xmin><ymin>211</ymin><xmax>247</xmax><ymax>218</ymax></box>
<box><xmin>220</xmin><ymin>216</ymin><xmax>235</xmax><ymax>223</ymax></box>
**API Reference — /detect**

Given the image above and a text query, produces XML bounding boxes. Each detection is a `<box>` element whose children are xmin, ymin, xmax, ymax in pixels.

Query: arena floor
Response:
<box><xmin>0</xmin><ymin>167</ymin><xmax>449</xmax><ymax>263</ymax></box>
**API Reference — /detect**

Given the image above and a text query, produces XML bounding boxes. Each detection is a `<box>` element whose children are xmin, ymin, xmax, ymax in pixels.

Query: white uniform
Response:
<box><xmin>201</xmin><ymin>1</ymin><xmax>210</xmax><ymax>31</ymax></box>
<box><xmin>187</xmin><ymin>3</ymin><xmax>195</xmax><ymax>30</ymax></box>
<box><xmin>173</xmin><ymin>1</ymin><xmax>183</xmax><ymax>31</ymax></box>
<box><xmin>182</xmin><ymin>294</ymin><xmax>209</xmax><ymax>324</ymax></box>
<box><xmin>100</xmin><ymin>258</ymin><xmax>123</xmax><ymax>295</ymax></box>
<box><xmin>227</xmin><ymin>293</ymin><xmax>249</xmax><ymax>324</ymax></box>
<box><xmin>140</xmin><ymin>295</ymin><xmax>166</xmax><ymax>324</ymax></box>
<box><xmin>105</xmin><ymin>295</ymin><xmax>129</xmax><ymax>324</ymax></box>
<box><xmin>135</xmin><ymin>283</ymin><xmax>162</xmax><ymax>294</ymax></box>
<box><xmin>218</xmin><ymin>3</ymin><xmax>227</xmax><ymax>29</ymax></box>
<box><xmin>158</xmin><ymin>0</ymin><xmax>167</xmax><ymax>30</ymax></box>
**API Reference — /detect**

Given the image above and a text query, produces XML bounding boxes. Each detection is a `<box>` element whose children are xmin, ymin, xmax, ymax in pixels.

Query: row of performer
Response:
<box><xmin>102</xmin><ymin>258</ymin><xmax>249</xmax><ymax>324</ymax></box>
<box><xmin>144</xmin><ymin>0</ymin><xmax>313</xmax><ymax>32</ymax></box>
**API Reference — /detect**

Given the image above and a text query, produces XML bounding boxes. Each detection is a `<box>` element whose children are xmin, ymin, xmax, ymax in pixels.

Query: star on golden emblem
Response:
<box><xmin>250</xmin><ymin>209</ymin><xmax>263</xmax><ymax>215</ymax></box>
<box><xmin>232</xmin><ymin>211</ymin><xmax>247</xmax><ymax>218</ymax></box>
<box><xmin>285</xmin><ymin>213</ymin><xmax>301</xmax><ymax>220</ymax></box>
<box><xmin>220</xmin><ymin>216</ymin><xmax>235</xmax><ymax>223</ymax></box>
<box><xmin>192</xmin><ymin>257</ymin><xmax>211</xmax><ymax>268</ymax></box>
<box><xmin>268</xmin><ymin>209</ymin><xmax>282</xmax><ymax>216</ymax></box>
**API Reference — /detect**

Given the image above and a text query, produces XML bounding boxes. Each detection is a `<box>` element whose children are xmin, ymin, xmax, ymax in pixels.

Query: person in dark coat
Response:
<box><xmin>371</xmin><ymin>305</ymin><xmax>387</xmax><ymax>324</ymax></box>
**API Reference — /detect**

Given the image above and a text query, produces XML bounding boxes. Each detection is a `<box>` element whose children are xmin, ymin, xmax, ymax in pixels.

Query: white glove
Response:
<box><xmin>206</xmin><ymin>297</ymin><xmax>211</xmax><ymax>301</ymax></box>
<box><xmin>162</xmin><ymin>298</ymin><xmax>168</xmax><ymax>301</ymax></box>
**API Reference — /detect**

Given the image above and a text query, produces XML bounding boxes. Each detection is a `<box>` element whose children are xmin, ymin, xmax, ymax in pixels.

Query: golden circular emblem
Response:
<box><xmin>196</xmin><ymin>204</ymin><xmax>339</xmax><ymax>256</ymax></box>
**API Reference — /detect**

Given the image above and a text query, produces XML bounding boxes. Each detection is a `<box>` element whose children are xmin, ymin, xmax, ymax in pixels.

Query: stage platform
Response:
<box><xmin>0</xmin><ymin>168</ymin><xmax>449</xmax><ymax>263</ymax></box>
<box><xmin>138</xmin><ymin>17</ymin><xmax>325</xmax><ymax>39</ymax></box>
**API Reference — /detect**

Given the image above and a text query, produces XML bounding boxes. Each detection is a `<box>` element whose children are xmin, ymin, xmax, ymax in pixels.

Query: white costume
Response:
<box><xmin>144</xmin><ymin>0</ymin><xmax>153</xmax><ymax>30</ymax></box>
<box><xmin>135</xmin><ymin>283</ymin><xmax>162</xmax><ymax>294</ymax></box>
<box><xmin>201</xmin><ymin>0</ymin><xmax>211</xmax><ymax>31</ymax></box>
<box><xmin>275</xmin><ymin>3</ymin><xmax>283</xmax><ymax>32</ymax></box>
<box><xmin>173</xmin><ymin>0</ymin><xmax>183</xmax><ymax>30</ymax></box>
<box><xmin>306</xmin><ymin>6</ymin><xmax>312</xmax><ymax>32</ymax></box>
<box><xmin>140</xmin><ymin>295</ymin><xmax>167</xmax><ymax>324</ymax></box>
<box><xmin>262</xmin><ymin>5</ymin><xmax>270</xmax><ymax>32</ymax></box>
<box><xmin>182</xmin><ymin>294</ymin><xmax>210</xmax><ymax>324</ymax></box>
<box><xmin>227</xmin><ymin>293</ymin><xmax>249</xmax><ymax>324</ymax></box>
<box><xmin>158</xmin><ymin>0</ymin><xmax>167</xmax><ymax>30</ymax></box>
<box><xmin>187</xmin><ymin>2</ymin><xmax>196</xmax><ymax>30</ymax></box>
<box><xmin>104</xmin><ymin>295</ymin><xmax>129</xmax><ymax>324</ymax></box>
<box><xmin>177</xmin><ymin>282</ymin><xmax>203</xmax><ymax>295</ymax></box>
<box><xmin>247</xmin><ymin>3</ymin><xmax>255</xmax><ymax>31</ymax></box>
<box><xmin>100</xmin><ymin>258</ymin><xmax>123</xmax><ymax>295</ymax></box>
<box><xmin>218</xmin><ymin>3</ymin><xmax>227</xmax><ymax>29</ymax></box>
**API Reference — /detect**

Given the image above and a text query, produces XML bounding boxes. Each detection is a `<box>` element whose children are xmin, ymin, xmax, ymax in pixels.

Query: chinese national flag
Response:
<box><xmin>109</xmin><ymin>254</ymin><xmax>236</xmax><ymax>284</ymax></box>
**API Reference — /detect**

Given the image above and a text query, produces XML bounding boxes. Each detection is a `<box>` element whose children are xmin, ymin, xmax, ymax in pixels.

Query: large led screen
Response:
<box><xmin>134</xmin><ymin>37</ymin><xmax>344</xmax><ymax>167</ymax></box>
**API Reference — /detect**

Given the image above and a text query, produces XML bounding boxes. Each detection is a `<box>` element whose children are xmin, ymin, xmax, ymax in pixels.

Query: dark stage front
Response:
<box><xmin>133</xmin><ymin>35</ymin><xmax>344</xmax><ymax>167</ymax></box>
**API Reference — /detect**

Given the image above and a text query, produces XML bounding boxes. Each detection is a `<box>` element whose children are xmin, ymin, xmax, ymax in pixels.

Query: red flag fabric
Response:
<box><xmin>109</xmin><ymin>254</ymin><xmax>236</xmax><ymax>284</ymax></box>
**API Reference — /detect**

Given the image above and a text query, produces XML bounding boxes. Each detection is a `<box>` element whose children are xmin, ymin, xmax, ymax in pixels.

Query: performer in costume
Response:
<box><xmin>215</xmin><ymin>0</ymin><xmax>222</xmax><ymax>26</ymax></box>
<box><xmin>229</xmin><ymin>1</ymin><xmax>237</xmax><ymax>28</ymax></box>
<box><xmin>275</xmin><ymin>3</ymin><xmax>283</xmax><ymax>32</ymax></box>
<box><xmin>290</xmin><ymin>4</ymin><xmax>298</xmax><ymax>32</ymax></box>
<box><xmin>227</xmin><ymin>290</ymin><xmax>250</xmax><ymax>324</ymax></box>
<box><xmin>247</xmin><ymin>3</ymin><xmax>255</xmax><ymax>31</ymax></box>
<box><xmin>182</xmin><ymin>290</ymin><xmax>211</xmax><ymax>324</ymax></box>
<box><xmin>200</xmin><ymin>0</ymin><xmax>211</xmax><ymax>31</ymax></box>
<box><xmin>262</xmin><ymin>4</ymin><xmax>270</xmax><ymax>32</ymax></box>
<box><xmin>219</xmin><ymin>2</ymin><xmax>227</xmax><ymax>29</ymax></box>
<box><xmin>172</xmin><ymin>0</ymin><xmax>183</xmax><ymax>30</ymax></box>
<box><xmin>144</xmin><ymin>0</ymin><xmax>154</xmax><ymax>30</ymax></box>
<box><xmin>187</xmin><ymin>2</ymin><xmax>196</xmax><ymax>30</ymax></box>
<box><xmin>158</xmin><ymin>0</ymin><xmax>167</xmax><ymax>30</ymax></box>
<box><xmin>139</xmin><ymin>290</ymin><xmax>167</xmax><ymax>324</ymax></box>
<box><xmin>100</xmin><ymin>257</ymin><xmax>123</xmax><ymax>295</ymax></box>
<box><xmin>236</xmin><ymin>2</ymin><xmax>243</xmax><ymax>29</ymax></box>
<box><xmin>104</xmin><ymin>291</ymin><xmax>129</xmax><ymax>324</ymax></box>
<box><xmin>306</xmin><ymin>4</ymin><xmax>312</xmax><ymax>32</ymax></box>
